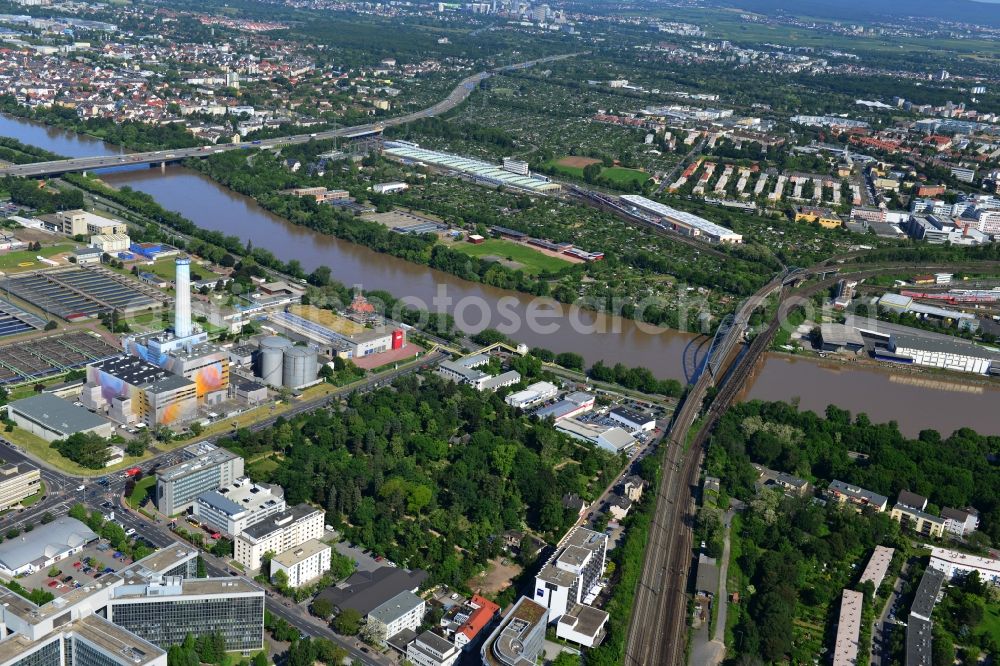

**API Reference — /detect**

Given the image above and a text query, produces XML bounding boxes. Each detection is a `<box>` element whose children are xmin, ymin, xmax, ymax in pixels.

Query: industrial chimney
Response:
<box><xmin>174</xmin><ymin>257</ymin><xmax>192</xmax><ymax>338</ymax></box>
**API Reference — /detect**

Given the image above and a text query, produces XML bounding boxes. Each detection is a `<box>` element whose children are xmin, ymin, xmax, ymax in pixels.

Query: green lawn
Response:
<box><xmin>127</xmin><ymin>476</ymin><xmax>156</xmax><ymax>509</ymax></box>
<box><xmin>0</xmin><ymin>245</ymin><xmax>73</xmax><ymax>271</ymax></box>
<box><xmin>601</xmin><ymin>166</ymin><xmax>650</xmax><ymax>187</ymax></box>
<box><xmin>976</xmin><ymin>603</ymin><xmax>1000</xmax><ymax>646</ymax></box>
<box><xmin>447</xmin><ymin>238</ymin><xmax>571</xmax><ymax>275</ymax></box>
<box><xmin>20</xmin><ymin>481</ymin><xmax>45</xmax><ymax>508</ymax></box>
<box><xmin>543</xmin><ymin>160</ymin><xmax>649</xmax><ymax>189</ymax></box>
<box><xmin>141</xmin><ymin>256</ymin><xmax>222</xmax><ymax>283</ymax></box>
<box><xmin>4</xmin><ymin>427</ymin><xmax>143</xmax><ymax>476</ymax></box>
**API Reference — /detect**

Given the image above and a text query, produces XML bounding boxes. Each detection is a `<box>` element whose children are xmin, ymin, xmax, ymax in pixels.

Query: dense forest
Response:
<box><xmin>707</xmin><ymin>401</ymin><xmax>1000</xmax><ymax>543</ymax></box>
<box><xmin>220</xmin><ymin>373</ymin><xmax>620</xmax><ymax>590</ymax></box>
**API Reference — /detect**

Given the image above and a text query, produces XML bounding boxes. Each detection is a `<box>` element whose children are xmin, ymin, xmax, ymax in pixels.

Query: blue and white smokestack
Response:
<box><xmin>174</xmin><ymin>257</ymin><xmax>192</xmax><ymax>338</ymax></box>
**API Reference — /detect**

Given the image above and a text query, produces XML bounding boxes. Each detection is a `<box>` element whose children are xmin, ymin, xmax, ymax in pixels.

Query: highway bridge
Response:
<box><xmin>0</xmin><ymin>52</ymin><xmax>583</xmax><ymax>179</ymax></box>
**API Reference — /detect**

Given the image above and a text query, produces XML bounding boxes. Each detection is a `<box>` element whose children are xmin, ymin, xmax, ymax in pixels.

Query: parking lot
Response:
<box><xmin>16</xmin><ymin>539</ymin><xmax>133</xmax><ymax>598</ymax></box>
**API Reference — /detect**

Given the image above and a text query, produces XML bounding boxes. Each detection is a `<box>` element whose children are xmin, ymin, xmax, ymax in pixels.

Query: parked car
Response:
<box><xmin>47</xmin><ymin>580</ymin><xmax>57</xmax><ymax>588</ymax></box>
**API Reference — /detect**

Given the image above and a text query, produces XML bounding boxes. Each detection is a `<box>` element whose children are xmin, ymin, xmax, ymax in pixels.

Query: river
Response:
<box><xmin>1</xmin><ymin>113</ymin><xmax>997</xmax><ymax>436</ymax></box>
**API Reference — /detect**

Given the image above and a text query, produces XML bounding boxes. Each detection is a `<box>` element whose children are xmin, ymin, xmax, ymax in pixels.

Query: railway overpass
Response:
<box><xmin>0</xmin><ymin>53</ymin><xmax>583</xmax><ymax>179</ymax></box>
<box><xmin>625</xmin><ymin>257</ymin><xmax>1000</xmax><ymax>666</ymax></box>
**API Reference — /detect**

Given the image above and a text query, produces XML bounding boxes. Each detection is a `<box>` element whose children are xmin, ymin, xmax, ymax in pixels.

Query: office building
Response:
<box><xmin>193</xmin><ymin>478</ymin><xmax>285</xmax><ymax>537</ymax></box>
<box><xmin>155</xmin><ymin>441</ymin><xmax>245</xmax><ymax>515</ymax></box>
<box><xmin>480</xmin><ymin>596</ymin><xmax>548</xmax><ymax>666</ymax></box>
<box><xmin>794</xmin><ymin>206</ymin><xmax>842</xmax><ymax>229</ymax></box>
<box><xmin>534</xmin><ymin>527</ymin><xmax>607</xmax><ymax>622</ymax></box>
<box><xmin>608</xmin><ymin>407</ymin><xmax>656</xmax><ymax>432</ymax></box>
<box><xmin>0</xmin><ymin>462</ymin><xmax>40</xmax><ymax>511</ymax></box>
<box><xmin>832</xmin><ymin>589</ymin><xmax>863</xmax><ymax>666</ymax></box>
<box><xmin>555</xmin><ymin>419</ymin><xmax>636</xmax><ymax>454</ymax></box>
<box><xmin>502</xmin><ymin>157</ymin><xmax>530</xmax><ymax>176</ymax></box>
<box><xmin>555</xmin><ymin>603</ymin><xmax>608</xmax><ymax>647</ymax></box>
<box><xmin>620</xmin><ymin>195</ymin><xmax>743</xmax><ymax>244</ymax></box>
<box><xmin>0</xmin><ymin>542</ymin><xmax>262</xmax><ymax>665</ymax></box>
<box><xmin>54</xmin><ymin>210</ymin><xmax>127</xmax><ymax>237</ymax></box>
<box><xmin>108</xmin><ymin>576</ymin><xmax>264</xmax><ymax>654</ymax></box>
<box><xmin>928</xmin><ymin>547</ymin><xmax>1000</xmax><ymax>586</ymax></box>
<box><xmin>437</xmin><ymin>356</ymin><xmax>520</xmax><ymax>391</ymax></box>
<box><xmin>270</xmin><ymin>539</ymin><xmax>331</xmax><ymax>588</ymax></box>
<box><xmin>907</xmin><ymin>215</ymin><xmax>989</xmax><ymax>245</ymax></box>
<box><xmin>0</xmin><ymin>518</ymin><xmax>97</xmax><ymax>576</ymax></box>
<box><xmin>504</xmin><ymin>381</ymin><xmax>558</xmax><ymax>409</ymax></box>
<box><xmin>367</xmin><ymin>591</ymin><xmax>426</xmax><ymax>643</ymax></box>
<box><xmin>234</xmin><ymin>503</ymin><xmax>325</xmax><ymax>571</ymax></box>
<box><xmin>825</xmin><ymin>480</ymin><xmax>888</xmax><ymax>512</ymax></box>
<box><xmin>407</xmin><ymin>630</ymin><xmax>460</xmax><ymax>666</ymax></box>
<box><xmin>533</xmin><ymin>392</ymin><xmax>594</xmax><ymax>421</ymax></box>
<box><xmin>6</xmin><ymin>393</ymin><xmax>114</xmax><ymax>443</ymax></box>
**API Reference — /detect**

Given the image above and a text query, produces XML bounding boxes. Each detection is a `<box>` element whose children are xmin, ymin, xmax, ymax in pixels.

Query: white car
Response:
<box><xmin>125</xmin><ymin>528</ymin><xmax>136</xmax><ymax>537</ymax></box>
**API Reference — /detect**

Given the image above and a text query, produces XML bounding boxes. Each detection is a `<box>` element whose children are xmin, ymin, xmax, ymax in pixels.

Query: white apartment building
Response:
<box><xmin>193</xmin><ymin>478</ymin><xmax>285</xmax><ymax>537</ymax></box>
<box><xmin>929</xmin><ymin>547</ymin><xmax>1000</xmax><ymax>585</ymax></box>
<box><xmin>406</xmin><ymin>630</ymin><xmax>460</xmax><ymax>666</ymax></box>
<box><xmin>233</xmin><ymin>504</ymin><xmax>325</xmax><ymax>571</ymax></box>
<box><xmin>367</xmin><ymin>591</ymin><xmax>425</xmax><ymax>643</ymax></box>
<box><xmin>270</xmin><ymin>539</ymin><xmax>331</xmax><ymax>588</ymax></box>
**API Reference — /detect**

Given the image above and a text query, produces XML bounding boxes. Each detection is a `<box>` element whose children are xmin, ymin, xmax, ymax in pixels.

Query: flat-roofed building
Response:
<box><xmin>534</xmin><ymin>527</ymin><xmax>607</xmax><ymax>622</ymax></box>
<box><xmin>480</xmin><ymin>596</ymin><xmax>548</xmax><ymax>666</ymax></box>
<box><xmin>533</xmin><ymin>392</ymin><xmax>595</xmax><ymax>421</ymax></box>
<box><xmin>234</xmin><ymin>503</ymin><xmax>325</xmax><ymax>571</ymax></box>
<box><xmin>407</xmin><ymin>630</ymin><xmax>460</xmax><ymax>666</ymax></box>
<box><xmin>504</xmin><ymin>381</ymin><xmax>558</xmax><ymax>409</ymax></box>
<box><xmin>270</xmin><ymin>539</ymin><xmax>331</xmax><ymax>588</ymax></box>
<box><xmin>825</xmin><ymin>480</ymin><xmax>888</xmax><ymax>512</ymax></box>
<box><xmin>193</xmin><ymin>478</ymin><xmax>285</xmax><ymax>537</ymax></box>
<box><xmin>929</xmin><ymin>547</ymin><xmax>1000</xmax><ymax>586</ymax></box>
<box><xmin>82</xmin><ymin>355</ymin><xmax>198</xmax><ymax>427</ymax></box>
<box><xmin>6</xmin><ymin>393</ymin><xmax>115</xmax><ymax>443</ymax></box>
<box><xmin>832</xmin><ymin>589</ymin><xmax>863</xmax><ymax>666</ymax></box>
<box><xmin>367</xmin><ymin>591</ymin><xmax>426</xmax><ymax>643</ymax></box>
<box><xmin>620</xmin><ymin>194</ymin><xmax>743</xmax><ymax>244</ymax></box>
<box><xmin>907</xmin><ymin>567</ymin><xmax>945</xmax><ymax>666</ymax></box>
<box><xmin>608</xmin><ymin>406</ymin><xmax>656</xmax><ymax>432</ymax></box>
<box><xmin>0</xmin><ymin>462</ymin><xmax>40</xmax><ymax>511</ymax></box>
<box><xmin>859</xmin><ymin>546</ymin><xmax>895</xmax><ymax>592</ymax></box>
<box><xmin>556</xmin><ymin>603</ymin><xmax>608</xmax><ymax>647</ymax></box>
<box><xmin>155</xmin><ymin>441</ymin><xmax>245</xmax><ymax>515</ymax></box>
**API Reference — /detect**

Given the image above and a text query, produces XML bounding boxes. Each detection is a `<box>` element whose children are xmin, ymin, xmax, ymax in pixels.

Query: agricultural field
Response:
<box><xmin>445</xmin><ymin>237</ymin><xmax>572</xmax><ymax>275</ymax></box>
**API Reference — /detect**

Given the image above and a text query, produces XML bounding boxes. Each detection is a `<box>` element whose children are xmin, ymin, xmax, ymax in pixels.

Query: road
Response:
<box><xmin>0</xmin><ymin>52</ymin><xmax>583</xmax><ymax>179</ymax></box>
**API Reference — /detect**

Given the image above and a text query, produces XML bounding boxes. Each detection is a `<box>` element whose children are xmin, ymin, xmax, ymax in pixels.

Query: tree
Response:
<box><xmin>552</xmin><ymin>653</ymin><xmax>582</xmax><ymax>666</ymax></box>
<box><xmin>68</xmin><ymin>503</ymin><xmax>88</xmax><ymax>521</ymax></box>
<box><xmin>359</xmin><ymin>618</ymin><xmax>387</xmax><ymax>646</ymax></box>
<box><xmin>311</xmin><ymin>597</ymin><xmax>333</xmax><ymax>618</ymax></box>
<box><xmin>272</xmin><ymin>568</ymin><xmax>289</xmax><ymax>589</ymax></box>
<box><xmin>333</xmin><ymin>608</ymin><xmax>362</xmax><ymax>636</ymax></box>
<box><xmin>40</xmin><ymin>512</ymin><xmax>54</xmax><ymax>524</ymax></box>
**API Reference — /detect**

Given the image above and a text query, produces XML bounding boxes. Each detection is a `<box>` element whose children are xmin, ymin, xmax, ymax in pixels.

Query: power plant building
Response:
<box><xmin>270</xmin><ymin>305</ymin><xmax>405</xmax><ymax>360</ymax></box>
<box><xmin>123</xmin><ymin>257</ymin><xmax>231</xmax><ymax>403</ymax></box>
<box><xmin>82</xmin><ymin>355</ymin><xmax>197</xmax><ymax>427</ymax></box>
<box><xmin>252</xmin><ymin>336</ymin><xmax>319</xmax><ymax>389</ymax></box>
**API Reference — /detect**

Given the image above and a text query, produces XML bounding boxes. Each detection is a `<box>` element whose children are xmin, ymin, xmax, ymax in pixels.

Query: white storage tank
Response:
<box><xmin>258</xmin><ymin>336</ymin><xmax>292</xmax><ymax>387</ymax></box>
<box><xmin>282</xmin><ymin>345</ymin><xmax>318</xmax><ymax>389</ymax></box>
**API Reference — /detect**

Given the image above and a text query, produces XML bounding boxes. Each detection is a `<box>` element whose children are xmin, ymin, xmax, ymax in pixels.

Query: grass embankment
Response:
<box><xmin>446</xmin><ymin>238</ymin><xmax>570</xmax><ymax>275</ymax></box>
<box><xmin>4</xmin><ymin>428</ymin><xmax>142</xmax><ymax>476</ymax></box>
<box><xmin>127</xmin><ymin>476</ymin><xmax>156</xmax><ymax>509</ymax></box>
<box><xmin>724</xmin><ymin>513</ymin><xmax>744</xmax><ymax>652</ymax></box>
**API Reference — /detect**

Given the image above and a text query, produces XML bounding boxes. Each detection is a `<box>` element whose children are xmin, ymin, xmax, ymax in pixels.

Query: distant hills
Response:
<box><xmin>705</xmin><ymin>0</ymin><xmax>1000</xmax><ymax>28</ymax></box>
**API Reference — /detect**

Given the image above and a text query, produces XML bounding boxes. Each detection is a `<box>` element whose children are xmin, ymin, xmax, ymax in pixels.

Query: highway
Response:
<box><xmin>0</xmin><ymin>52</ymin><xmax>583</xmax><ymax>179</ymax></box>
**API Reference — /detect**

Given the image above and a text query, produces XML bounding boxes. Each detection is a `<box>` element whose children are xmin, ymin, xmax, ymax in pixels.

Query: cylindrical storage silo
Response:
<box><xmin>258</xmin><ymin>336</ymin><xmax>292</xmax><ymax>387</ymax></box>
<box><xmin>282</xmin><ymin>346</ymin><xmax>318</xmax><ymax>389</ymax></box>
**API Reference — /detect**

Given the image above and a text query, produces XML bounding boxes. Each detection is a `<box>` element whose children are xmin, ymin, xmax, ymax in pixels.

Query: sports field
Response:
<box><xmin>545</xmin><ymin>157</ymin><xmax>648</xmax><ymax>188</ymax></box>
<box><xmin>448</xmin><ymin>238</ymin><xmax>570</xmax><ymax>275</ymax></box>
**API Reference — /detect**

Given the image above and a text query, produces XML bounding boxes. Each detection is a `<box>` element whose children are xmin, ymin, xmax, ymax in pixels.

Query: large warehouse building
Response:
<box><xmin>383</xmin><ymin>142</ymin><xmax>561</xmax><ymax>193</ymax></box>
<box><xmin>6</xmin><ymin>393</ymin><xmax>115</xmax><ymax>442</ymax></box>
<box><xmin>620</xmin><ymin>194</ymin><xmax>744</xmax><ymax>244</ymax></box>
